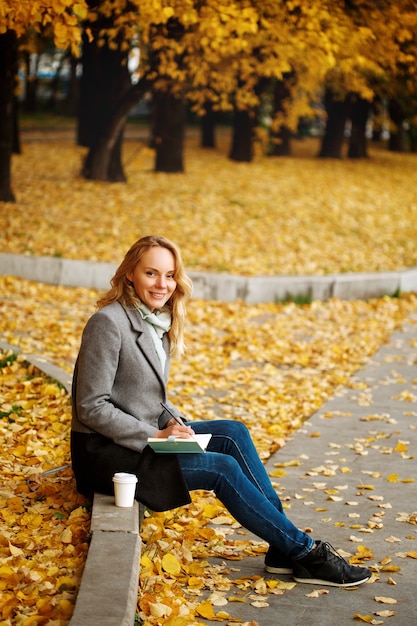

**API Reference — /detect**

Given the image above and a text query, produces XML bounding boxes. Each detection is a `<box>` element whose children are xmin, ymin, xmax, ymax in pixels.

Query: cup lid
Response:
<box><xmin>112</xmin><ymin>472</ymin><xmax>138</xmax><ymax>483</ymax></box>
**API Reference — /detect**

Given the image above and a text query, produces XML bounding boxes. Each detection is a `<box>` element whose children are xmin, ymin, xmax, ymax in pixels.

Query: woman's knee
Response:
<box><xmin>217</xmin><ymin>452</ymin><xmax>242</xmax><ymax>474</ymax></box>
<box><xmin>179</xmin><ymin>452</ymin><xmax>241</xmax><ymax>492</ymax></box>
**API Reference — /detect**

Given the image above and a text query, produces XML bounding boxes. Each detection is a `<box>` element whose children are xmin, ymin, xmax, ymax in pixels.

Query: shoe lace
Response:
<box><xmin>320</xmin><ymin>542</ymin><xmax>350</xmax><ymax>567</ymax></box>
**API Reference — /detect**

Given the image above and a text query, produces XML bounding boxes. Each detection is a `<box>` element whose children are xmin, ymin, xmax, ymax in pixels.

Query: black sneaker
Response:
<box><xmin>293</xmin><ymin>541</ymin><xmax>372</xmax><ymax>587</ymax></box>
<box><xmin>264</xmin><ymin>546</ymin><xmax>293</xmax><ymax>575</ymax></box>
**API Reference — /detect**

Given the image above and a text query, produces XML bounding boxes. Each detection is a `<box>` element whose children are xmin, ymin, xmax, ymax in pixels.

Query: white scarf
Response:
<box><xmin>134</xmin><ymin>300</ymin><xmax>171</xmax><ymax>372</ymax></box>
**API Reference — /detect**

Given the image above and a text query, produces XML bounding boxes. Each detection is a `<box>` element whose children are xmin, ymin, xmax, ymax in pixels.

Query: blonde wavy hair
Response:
<box><xmin>97</xmin><ymin>235</ymin><xmax>193</xmax><ymax>357</ymax></box>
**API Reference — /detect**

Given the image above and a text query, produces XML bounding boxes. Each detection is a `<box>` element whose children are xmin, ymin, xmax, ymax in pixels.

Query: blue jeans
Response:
<box><xmin>177</xmin><ymin>420</ymin><xmax>314</xmax><ymax>560</ymax></box>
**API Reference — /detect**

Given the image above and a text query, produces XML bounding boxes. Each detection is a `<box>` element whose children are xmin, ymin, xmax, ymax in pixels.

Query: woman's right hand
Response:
<box><xmin>155</xmin><ymin>420</ymin><xmax>195</xmax><ymax>439</ymax></box>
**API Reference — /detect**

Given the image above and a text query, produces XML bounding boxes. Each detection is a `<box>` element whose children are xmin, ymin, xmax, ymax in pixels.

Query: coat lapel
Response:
<box><xmin>121</xmin><ymin>304</ymin><xmax>168</xmax><ymax>388</ymax></box>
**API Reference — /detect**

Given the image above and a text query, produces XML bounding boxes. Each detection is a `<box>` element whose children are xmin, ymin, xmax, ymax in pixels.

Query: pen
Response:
<box><xmin>160</xmin><ymin>402</ymin><xmax>186</xmax><ymax>427</ymax></box>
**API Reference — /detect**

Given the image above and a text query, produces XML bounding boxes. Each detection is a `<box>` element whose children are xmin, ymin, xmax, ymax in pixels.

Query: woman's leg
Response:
<box><xmin>192</xmin><ymin>420</ymin><xmax>284</xmax><ymax>511</ymax></box>
<box><xmin>178</xmin><ymin>420</ymin><xmax>314</xmax><ymax>560</ymax></box>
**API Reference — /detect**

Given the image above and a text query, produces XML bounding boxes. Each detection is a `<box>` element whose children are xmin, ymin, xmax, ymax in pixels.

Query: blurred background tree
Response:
<box><xmin>1</xmin><ymin>0</ymin><xmax>417</xmax><ymax>200</ymax></box>
<box><xmin>0</xmin><ymin>0</ymin><xmax>86</xmax><ymax>201</ymax></box>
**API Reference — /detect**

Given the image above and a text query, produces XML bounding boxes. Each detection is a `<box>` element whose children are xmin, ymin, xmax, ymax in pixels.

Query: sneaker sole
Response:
<box><xmin>293</xmin><ymin>575</ymin><xmax>371</xmax><ymax>587</ymax></box>
<box><xmin>265</xmin><ymin>565</ymin><xmax>293</xmax><ymax>575</ymax></box>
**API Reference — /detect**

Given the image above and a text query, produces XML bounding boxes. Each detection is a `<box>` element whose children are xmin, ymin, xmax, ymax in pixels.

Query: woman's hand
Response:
<box><xmin>155</xmin><ymin>419</ymin><xmax>195</xmax><ymax>439</ymax></box>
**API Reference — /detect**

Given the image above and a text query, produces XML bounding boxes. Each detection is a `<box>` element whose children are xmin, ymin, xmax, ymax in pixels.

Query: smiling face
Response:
<box><xmin>127</xmin><ymin>246</ymin><xmax>177</xmax><ymax>312</ymax></box>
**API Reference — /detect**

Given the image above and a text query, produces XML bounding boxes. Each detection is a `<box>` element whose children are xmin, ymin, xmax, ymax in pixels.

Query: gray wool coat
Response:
<box><xmin>71</xmin><ymin>301</ymin><xmax>183</xmax><ymax>452</ymax></box>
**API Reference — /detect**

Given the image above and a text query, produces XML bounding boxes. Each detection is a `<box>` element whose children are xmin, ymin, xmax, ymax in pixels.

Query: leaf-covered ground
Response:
<box><xmin>0</xmin><ymin>351</ymin><xmax>90</xmax><ymax>625</ymax></box>
<box><xmin>2</xmin><ymin>130</ymin><xmax>417</xmax><ymax>276</ymax></box>
<box><xmin>1</xmin><ymin>274</ymin><xmax>417</xmax><ymax>624</ymax></box>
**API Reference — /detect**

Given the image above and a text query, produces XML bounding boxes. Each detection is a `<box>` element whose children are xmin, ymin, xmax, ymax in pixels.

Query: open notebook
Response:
<box><xmin>147</xmin><ymin>433</ymin><xmax>212</xmax><ymax>453</ymax></box>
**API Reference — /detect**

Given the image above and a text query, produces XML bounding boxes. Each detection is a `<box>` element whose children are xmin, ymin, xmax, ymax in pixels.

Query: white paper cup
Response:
<box><xmin>112</xmin><ymin>472</ymin><xmax>138</xmax><ymax>507</ymax></box>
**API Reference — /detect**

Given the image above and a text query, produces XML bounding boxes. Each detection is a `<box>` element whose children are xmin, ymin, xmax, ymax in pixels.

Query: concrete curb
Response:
<box><xmin>0</xmin><ymin>342</ymin><xmax>73</xmax><ymax>392</ymax></box>
<box><xmin>0</xmin><ymin>342</ymin><xmax>141</xmax><ymax>626</ymax></box>
<box><xmin>2</xmin><ymin>252</ymin><xmax>417</xmax><ymax>303</ymax></box>
<box><xmin>68</xmin><ymin>493</ymin><xmax>141</xmax><ymax>626</ymax></box>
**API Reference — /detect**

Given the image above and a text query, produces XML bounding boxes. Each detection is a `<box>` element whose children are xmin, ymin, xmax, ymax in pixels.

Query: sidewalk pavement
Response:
<box><xmin>202</xmin><ymin>311</ymin><xmax>417</xmax><ymax>625</ymax></box>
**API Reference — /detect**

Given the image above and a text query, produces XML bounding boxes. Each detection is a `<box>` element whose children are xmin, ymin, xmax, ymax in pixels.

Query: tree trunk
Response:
<box><xmin>153</xmin><ymin>89</ymin><xmax>186</xmax><ymax>172</ymax></box>
<box><xmin>46</xmin><ymin>51</ymin><xmax>67</xmax><ymax>111</ymax></box>
<box><xmin>63</xmin><ymin>54</ymin><xmax>80</xmax><ymax>116</ymax></box>
<box><xmin>201</xmin><ymin>101</ymin><xmax>216</xmax><ymax>148</ymax></box>
<box><xmin>348</xmin><ymin>97</ymin><xmax>370</xmax><ymax>158</ymax></box>
<box><xmin>269</xmin><ymin>76</ymin><xmax>292</xmax><ymax>156</ymax></box>
<box><xmin>370</xmin><ymin>96</ymin><xmax>384</xmax><ymax>142</ymax></box>
<box><xmin>82</xmin><ymin>127</ymin><xmax>125</xmax><ymax>181</ymax></box>
<box><xmin>270</xmin><ymin>126</ymin><xmax>291</xmax><ymax>156</ymax></box>
<box><xmin>318</xmin><ymin>89</ymin><xmax>350</xmax><ymax>158</ymax></box>
<box><xmin>409</xmin><ymin>124</ymin><xmax>417</xmax><ymax>153</ymax></box>
<box><xmin>229</xmin><ymin>76</ymin><xmax>268</xmax><ymax>162</ymax></box>
<box><xmin>13</xmin><ymin>96</ymin><xmax>21</xmax><ymax>155</ymax></box>
<box><xmin>81</xmin><ymin>77</ymin><xmax>151</xmax><ymax>181</ymax></box>
<box><xmin>0</xmin><ymin>31</ymin><xmax>18</xmax><ymax>203</ymax></box>
<box><xmin>229</xmin><ymin>108</ymin><xmax>256</xmax><ymax>162</ymax></box>
<box><xmin>23</xmin><ymin>52</ymin><xmax>39</xmax><ymax>113</ymax></box>
<box><xmin>78</xmin><ymin>13</ymin><xmax>132</xmax><ymax>181</ymax></box>
<box><xmin>388</xmin><ymin>99</ymin><xmax>407</xmax><ymax>152</ymax></box>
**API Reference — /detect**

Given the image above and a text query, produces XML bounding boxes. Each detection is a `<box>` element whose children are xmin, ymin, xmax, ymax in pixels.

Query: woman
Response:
<box><xmin>71</xmin><ymin>235</ymin><xmax>371</xmax><ymax>587</ymax></box>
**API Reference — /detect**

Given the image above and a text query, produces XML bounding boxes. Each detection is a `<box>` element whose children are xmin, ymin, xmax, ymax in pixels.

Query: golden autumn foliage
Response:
<box><xmin>4</xmin><ymin>0</ymin><xmax>417</xmax><ymax>121</ymax></box>
<box><xmin>85</xmin><ymin>0</ymin><xmax>417</xmax><ymax>117</ymax></box>
<box><xmin>0</xmin><ymin>0</ymin><xmax>87</xmax><ymax>55</ymax></box>
<box><xmin>0</xmin><ymin>353</ymin><xmax>90</xmax><ymax>625</ymax></box>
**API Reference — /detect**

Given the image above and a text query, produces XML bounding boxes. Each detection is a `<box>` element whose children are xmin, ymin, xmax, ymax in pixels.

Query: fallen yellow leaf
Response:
<box><xmin>269</xmin><ymin>469</ymin><xmax>287</xmax><ymax>478</ymax></box>
<box><xmin>149</xmin><ymin>602</ymin><xmax>172</xmax><ymax>619</ymax></box>
<box><xmin>208</xmin><ymin>592</ymin><xmax>228</xmax><ymax>606</ymax></box>
<box><xmin>375</xmin><ymin>610</ymin><xmax>395</xmax><ymax>617</ymax></box>
<box><xmin>161</xmin><ymin>553</ymin><xmax>182</xmax><ymax>576</ymax></box>
<box><xmin>305</xmin><ymin>589</ymin><xmax>330</xmax><ymax>598</ymax></box>
<box><xmin>374</xmin><ymin>596</ymin><xmax>398</xmax><ymax>604</ymax></box>
<box><xmin>354</xmin><ymin>615</ymin><xmax>382</xmax><ymax>625</ymax></box>
<box><xmin>196</xmin><ymin>600</ymin><xmax>216</xmax><ymax>619</ymax></box>
<box><xmin>380</xmin><ymin>564</ymin><xmax>401</xmax><ymax>572</ymax></box>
